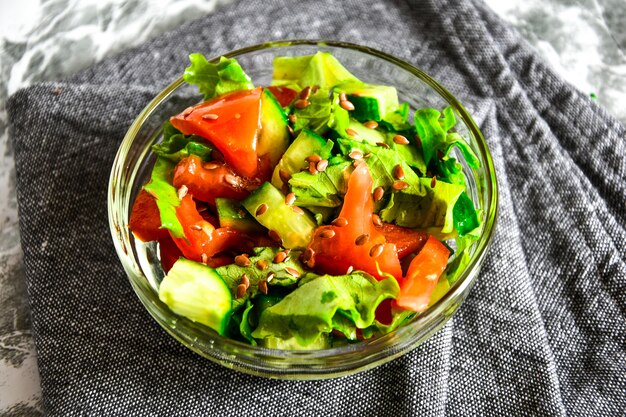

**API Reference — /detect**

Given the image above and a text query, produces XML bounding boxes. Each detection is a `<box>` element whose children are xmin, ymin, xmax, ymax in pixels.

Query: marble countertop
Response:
<box><xmin>0</xmin><ymin>0</ymin><xmax>624</xmax><ymax>414</ymax></box>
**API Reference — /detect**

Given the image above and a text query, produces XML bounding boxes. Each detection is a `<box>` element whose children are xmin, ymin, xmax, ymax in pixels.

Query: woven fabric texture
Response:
<box><xmin>8</xmin><ymin>0</ymin><xmax>626</xmax><ymax>415</ymax></box>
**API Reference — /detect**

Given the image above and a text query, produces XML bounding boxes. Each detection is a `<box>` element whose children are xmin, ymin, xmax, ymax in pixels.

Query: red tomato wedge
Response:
<box><xmin>379</xmin><ymin>223</ymin><xmax>428</xmax><ymax>259</ymax></box>
<box><xmin>173</xmin><ymin>155</ymin><xmax>254</xmax><ymax>205</ymax></box>
<box><xmin>170</xmin><ymin>87</ymin><xmax>262</xmax><ymax>178</ymax></box>
<box><xmin>171</xmin><ymin>194</ymin><xmax>250</xmax><ymax>263</ymax></box>
<box><xmin>393</xmin><ymin>236</ymin><xmax>450</xmax><ymax>312</ymax></box>
<box><xmin>129</xmin><ymin>189</ymin><xmax>169</xmax><ymax>242</ymax></box>
<box><xmin>265</xmin><ymin>86</ymin><xmax>298</xmax><ymax>107</ymax></box>
<box><xmin>307</xmin><ymin>163</ymin><xmax>402</xmax><ymax>280</ymax></box>
<box><xmin>157</xmin><ymin>235</ymin><xmax>183</xmax><ymax>273</ymax></box>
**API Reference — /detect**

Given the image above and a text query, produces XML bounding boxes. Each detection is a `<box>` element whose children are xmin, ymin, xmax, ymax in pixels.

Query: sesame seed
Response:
<box><xmin>369</xmin><ymin>244</ymin><xmax>384</xmax><ymax>258</ymax></box>
<box><xmin>202</xmin><ymin>113</ymin><xmax>219</xmax><ymax>120</ymax></box>
<box><xmin>285</xmin><ymin>192</ymin><xmax>296</xmax><ymax>206</ymax></box>
<box><xmin>393</xmin><ymin>164</ymin><xmax>405</xmax><ymax>180</ymax></box>
<box><xmin>355</xmin><ymin>234</ymin><xmax>370</xmax><ymax>246</ymax></box>
<box><xmin>364</xmin><ymin>121</ymin><xmax>378</xmax><ymax>129</ymax></box>
<box><xmin>273</xmin><ymin>251</ymin><xmax>287</xmax><ymax>264</ymax></box>
<box><xmin>372</xmin><ymin>214</ymin><xmax>383</xmax><ymax>227</ymax></box>
<box><xmin>255</xmin><ymin>203</ymin><xmax>269</xmax><ymax>216</ymax></box>
<box><xmin>319</xmin><ymin>229</ymin><xmax>336</xmax><ymax>239</ymax></box>
<box><xmin>393</xmin><ymin>134</ymin><xmax>410</xmax><ymax>145</ymax></box>
<box><xmin>431</xmin><ymin>176</ymin><xmax>437</xmax><ymax>188</ymax></box>
<box><xmin>236</xmin><ymin>284</ymin><xmax>247</xmax><ymax>299</ymax></box>
<box><xmin>258</xmin><ymin>280</ymin><xmax>269</xmax><ymax>295</ymax></box>
<box><xmin>331</xmin><ymin>217</ymin><xmax>348</xmax><ymax>227</ymax></box>
<box><xmin>392</xmin><ymin>180</ymin><xmax>409</xmax><ymax>191</ymax></box>
<box><xmin>345</xmin><ymin>128</ymin><xmax>359</xmax><ymax>138</ymax></box>
<box><xmin>348</xmin><ymin>149</ymin><xmax>364</xmax><ymax>160</ymax></box>
<box><xmin>373</xmin><ymin>186</ymin><xmax>385</xmax><ymax>202</ymax></box>
<box><xmin>177</xmin><ymin>185</ymin><xmax>188</xmax><ymax>200</ymax></box>
<box><xmin>285</xmin><ymin>267</ymin><xmax>301</xmax><ymax>277</ymax></box>
<box><xmin>234</xmin><ymin>254</ymin><xmax>251</xmax><ymax>267</ymax></box>
<box><xmin>294</xmin><ymin>99</ymin><xmax>310</xmax><ymax>109</ymax></box>
<box><xmin>340</xmin><ymin>100</ymin><xmax>355</xmax><ymax>111</ymax></box>
<box><xmin>316</xmin><ymin>159</ymin><xmax>328</xmax><ymax>172</ymax></box>
<box><xmin>306</xmin><ymin>154</ymin><xmax>322</xmax><ymax>163</ymax></box>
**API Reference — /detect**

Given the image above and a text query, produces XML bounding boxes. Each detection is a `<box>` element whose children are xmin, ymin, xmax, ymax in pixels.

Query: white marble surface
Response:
<box><xmin>0</xmin><ymin>0</ymin><xmax>624</xmax><ymax>414</ymax></box>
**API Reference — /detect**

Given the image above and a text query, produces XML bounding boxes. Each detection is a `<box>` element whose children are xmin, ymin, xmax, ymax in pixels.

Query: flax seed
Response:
<box><xmin>319</xmin><ymin>229</ymin><xmax>336</xmax><ymax>239</ymax></box>
<box><xmin>339</xmin><ymin>92</ymin><xmax>347</xmax><ymax>102</ymax></box>
<box><xmin>373</xmin><ymin>186</ymin><xmax>385</xmax><ymax>202</ymax></box>
<box><xmin>234</xmin><ymin>254</ymin><xmax>251</xmax><ymax>267</ymax></box>
<box><xmin>201</xmin><ymin>253</ymin><xmax>208</xmax><ymax>265</ymax></box>
<box><xmin>299</xmin><ymin>86</ymin><xmax>311</xmax><ymax>100</ymax></box>
<box><xmin>266</xmin><ymin>272</ymin><xmax>275</xmax><ymax>283</ymax></box>
<box><xmin>279</xmin><ymin>169</ymin><xmax>291</xmax><ymax>183</ymax></box>
<box><xmin>306</xmin><ymin>154</ymin><xmax>322</xmax><ymax>163</ymax></box>
<box><xmin>308</xmin><ymin>161</ymin><xmax>318</xmax><ymax>175</ymax></box>
<box><xmin>331</xmin><ymin>217</ymin><xmax>348</xmax><ymax>227</ymax></box>
<box><xmin>392</xmin><ymin>180</ymin><xmax>409</xmax><ymax>191</ymax></box>
<box><xmin>316</xmin><ymin>159</ymin><xmax>328</xmax><ymax>172</ymax></box>
<box><xmin>345</xmin><ymin>128</ymin><xmax>359</xmax><ymax>138</ymax></box>
<box><xmin>372</xmin><ymin>214</ymin><xmax>383</xmax><ymax>227</ymax></box>
<box><xmin>285</xmin><ymin>267</ymin><xmax>301</xmax><ymax>277</ymax></box>
<box><xmin>294</xmin><ymin>99</ymin><xmax>310</xmax><ymax>109</ymax></box>
<box><xmin>225</xmin><ymin>174</ymin><xmax>239</xmax><ymax>187</ymax></box>
<box><xmin>203</xmin><ymin>162</ymin><xmax>221</xmax><ymax>170</ymax></box>
<box><xmin>364</xmin><ymin>121</ymin><xmax>378</xmax><ymax>129</ymax></box>
<box><xmin>431</xmin><ymin>176</ymin><xmax>437</xmax><ymax>188</ymax></box>
<box><xmin>190</xmin><ymin>224</ymin><xmax>202</xmax><ymax>231</ymax></box>
<box><xmin>340</xmin><ymin>100</ymin><xmax>355</xmax><ymax>111</ymax></box>
<box><xmin>285</xmin><ymin>192</ymin><xmax>296</xmax><ymax>206</ymax></box>
<box><xmin>236</xmin><ymin>284</ymin><xmax>247</xmax><ymax>299</ymax></box>
<box><xmin>346</xmin><ymin>266</ymin><xmax>354</xmax><ymax>274</ymax></box>
<box><xmin>369</xmin><ymin>244</ymin><xmax>384</xmax><ymax>258</ymax></box>
<box><xmin>177</xmin><ymin>185</ymin><xmax>188</xmax><ymax>200</ymax></box>
<box><xmin>393</xmin><ymin>134</ymin><xmax>410</xmax><ymax>145</ymax></box>
<box><xmin>258</xmin><ymin>280</ymin><xmax>269</xmax><ymax>295</ymax></box>
<box><xmin>240</xmin><ymin>273</ymin><xmax>250</xmax><ymax>289</ymax></box>
<box><xmin>376</xmin><ymin>142</ymin><xmax>390</xmax><ymax>149</ymax></box>
<box><xmin>348</xmin><ymin>149</ymin><xmax>363</xmax><ymax>160</ymax></box>
<box><xmin>256</xmin><ymin>259</ymin><xmax>269</xmax><ymax>271</ymax></box>
<box><xmin>355</xmin><ymin>234</ymin><xmax>370</xmax><ymax>246</ymax></box>
<box><xmin>181</xmin><ymin>106</ymin><xmax>194</xmax><ymax>118</ymax></box>
<box><xmin>287</xmin><ymin>125</ymin><xmax>295</xmax><ymax>137</ymax></box>
<box><xmin>393</xmin><ymin>164</ymin><xmax>405</xmax><ymax>180</ymax></box>
<box><xmin>273</xmin><ymin>251</ymin><xmax>287</xmax><ymax>264</ymax></box>
<box><xmin>202</xmin><ymin>113</ymin><xmax>219</xmax><ymax>120</ymax></box>
<box><xmin>288</xmin><ymin>114</ymin><xmax>297</xmax><ymax>123</ymax></box>
<box><xmin>303</xmin><ymin>247</ymin><xmax>314</xmax><ymax>262</ymax></box>
<box><xmin>255</xmin><ymin>203</ymin><xmax>269</xmax><ymax>216</ymax></box>
<box><xmin>291</xmin><ymin>206</ymin><xmax>305</xmax><ymax>215</ymax></box>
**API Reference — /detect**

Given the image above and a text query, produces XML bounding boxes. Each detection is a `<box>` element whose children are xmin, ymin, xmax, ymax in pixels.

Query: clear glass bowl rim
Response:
<box><xmin>108</xmin><ymin>39</ymin><xmax>499</xmax><ymax>379</ymax></box>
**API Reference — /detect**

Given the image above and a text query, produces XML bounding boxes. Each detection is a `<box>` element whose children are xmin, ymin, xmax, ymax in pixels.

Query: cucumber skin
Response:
<box><xmin>215</xmin><ymin>198</ymin><xmax>264</xmax><ymax>233</ymax></box>
<box><xmin>158</xmin><ymin>258</ymin><xmax>232</xmax><ymax>335</ymax></box>
<box><xmin>258</xmin><ymin>89</ymin><xmax>290</xmax><ymax>167</ymax></box>
<box><xmin>242</xmin><ymin>182</ymin><xmax>317</xmax><ymax>249</ymax></box>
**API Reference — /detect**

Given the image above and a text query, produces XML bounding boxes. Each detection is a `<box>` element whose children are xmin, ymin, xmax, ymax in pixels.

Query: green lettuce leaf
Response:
<box><xmin>251</xmin><ymin>272</ymin><xmax>400</xmax><ymax>346</ymax></box>
<box><xmin>442</xmin><ymin>132</ymin><xmax>480</xmax><ymax>169</ymax></box>
<box><xmin>143</xmin><ymin>157</ymin><xmax>185</xmax><ymax>239</ymax></box>
<box><xmin>379</xmin><ymin>178</ymin><xmax>464</xmax><ymax>233</ymax></box>
<box><xmin>271</xmin><ymin>51</ymin><xmax>361</xmax><ymax>90</ymax></box>
<box><xmin>292</xmin><ymin>88</ymin><xmax>349</xmax><ymax>135</ymax></box>
<box><xmin>288</xmin><ymin>160</ymin><xmax>352</xmax><ymax>207</ymax></box>
<box><xmin>215</xmin><ymin>247</ymin><xmax>306</xmax><ymax>311</ymax></box>
<box><xmin>380</xmin><ymin>102</ymin><xmax>412</xmax><ymax>132</ymax></box>
<box><xmin>152</xmin><ymin>122</ymin><xmax>213</xmax><ymax>162</ymax></box>
<box><xmin>184</xmin><ymin>54</ymin><xmax>253</xmax><ymax>100</ymax></box>
<box><xmin>453</xmin><ymin>191</ymin><xmax>480</xmax><ymax>236</ymax></box>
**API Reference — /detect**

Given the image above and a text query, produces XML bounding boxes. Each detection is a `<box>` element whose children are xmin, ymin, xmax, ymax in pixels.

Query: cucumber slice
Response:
<box><xmin>258</xmin><ymin>89</ymin><xmax>290</xmax><ymax>167</ymax></box>
<box><xmin>270</xmin><ymin>129</ymin><xmax>333</xmax><ymax>189</ymax></box>
<box><xmin>158</xmin><ymin>258</ymin><xmax>232</xmax><ymax>335</ymax></box>
<box><xmin>242</xmin><ymin>182</ymin><xmax>317</xmax><ymax>249</ymax></box>
<box><xmin>258</xmin><ymin>333</ymin><xmax>331</xmax><ymax>350</ymax></box>
<box><xmin>337</xmin><ymin>82</ymin><xmax>399</xmax><ymax>122</ymax></box>
<box><xmin>344</xmin><ymin>119</ymin><xmax>386</xmax><ymax>146</ymax></box>
<box><xmin>215</xmin><ymin>198</ymin><xmax>264</xmax><ymax>233</ymax></box>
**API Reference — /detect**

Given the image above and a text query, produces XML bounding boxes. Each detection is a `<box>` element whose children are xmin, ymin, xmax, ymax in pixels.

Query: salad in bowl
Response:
<box><xmin>110</xmin><ymin>41</ymin><xmax>497</xmax><ymax>378</ymax></box>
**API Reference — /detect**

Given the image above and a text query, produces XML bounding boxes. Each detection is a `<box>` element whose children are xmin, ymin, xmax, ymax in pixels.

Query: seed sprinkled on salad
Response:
<box><xmin>131</xmin><ymin>51</ymin><xmax>482</xmax><ymax>348</ymax></box>
<box><xmin>393</xmin><ymin>134</ymin><xmax>409</xmax><ymax>145</ymax></box>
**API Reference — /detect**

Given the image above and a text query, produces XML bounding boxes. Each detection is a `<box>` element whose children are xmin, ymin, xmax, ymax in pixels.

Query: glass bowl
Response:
<box><xmin>108</xmin><ymin>40</ymin><xmax>498</xmax><ymax>379</ymax></box>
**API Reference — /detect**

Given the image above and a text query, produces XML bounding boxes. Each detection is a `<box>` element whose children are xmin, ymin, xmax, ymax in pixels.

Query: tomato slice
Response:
<box><xmin>393</xmin><ymin>236</ymin><xmax>450</xmax><ymax>312</ymax></box>
<box><xmin>157</xmin><ymin>235</ymin><xmax>182</xmax><ymax>273</ymax></box>
<box><xmin>379</xmin><ymin>223</ymin><xmax>428</xmax><ymax>260</ymax></box>
<box><xmin>265</xmin><ymin>86</ymin><xmax>298</xmax><ymax>107</ymax></box>
<box><xmin>173</xmin><ymin>155</ymin><xmax>254</xmax><ymax>205</ymax></box>
<box><xmin>171</xmin><ymin>194</ymin><xmax>250</xmax><ymax>263</ymax></box>
<box><xmin>129</xmin><ymin>189</ymin><xmax>169</xmax><ymax>242</ymax></box>
<box><xmin>307</xmin><ymin>163</ymin><xmax>402</xmax><ymax>280</ymax></box>
<box><xmin>170</xmin><ymin>87</ymin><xmax>262</xmax><ymax>178</ymax></box>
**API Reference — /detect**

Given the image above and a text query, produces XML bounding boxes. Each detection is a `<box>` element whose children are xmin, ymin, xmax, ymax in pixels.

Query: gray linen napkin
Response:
<box><xmin>8</xmin><ymin>0</ymin><xmax>626</xmax><ymax>415</ymax></box>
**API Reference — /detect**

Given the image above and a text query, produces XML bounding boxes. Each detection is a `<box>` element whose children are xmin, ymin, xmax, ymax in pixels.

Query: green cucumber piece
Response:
<box><xmin>215</xmin><ymin>198</ymin><xmax>264</xmax><ymax>233</ymax></box>
<box><xmin>258</xmin><ymin>89</ymin><xmax>290</xmax><ymax>167</ymax></box>
<box><xmin>270</xmin><ymin>129</ymin><xmax>333</xmax><ymax>189</ymax></box>
<box><xmin>242</xmin><ymin>182</ymin><xmax>317</xmax><ymax>249</ymax></box>
<box><xmin>258</xmin><ymin>333</ymin><xmax>331</xmax><ymax>350</ymax></box>
<box><xmin>343</xmin><ymin>119</ymin><xmax>386</xmax><ymax>146</ymax></box>
<box><xmin>158</xmin><ymin>258</ymin><xmax>232</xmax><ymax>335</ymax></box>
<box><xmin>337</xmin><ymin>82</ymin><xmax>399</xmax><ymax>122</ymax></box>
